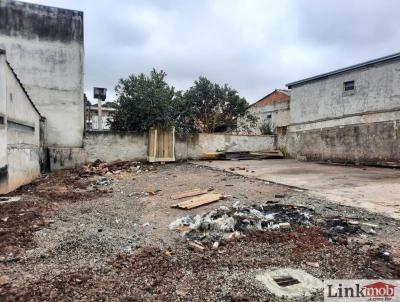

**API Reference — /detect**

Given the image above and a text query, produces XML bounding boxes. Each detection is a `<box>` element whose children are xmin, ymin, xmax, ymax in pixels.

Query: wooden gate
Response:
<box><xmin>147</xmin><ymin>127</ymin><xmax>176</xmax><ymax>162</ymax></box>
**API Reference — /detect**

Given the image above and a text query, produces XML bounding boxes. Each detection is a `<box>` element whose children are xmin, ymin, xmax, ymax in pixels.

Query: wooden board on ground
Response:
<box><xmin>199</xmin><ymin>150</ymin><xmax>284</xmax><ymax>161</ymax></box>
<box><xmin>199</xmin><ymin>152</ymin><xmax>224</xmax><ymax>160</ymax></box>
<box><xmin>171</xmin><ymin>189</ymin><xmax>208</xmax><ymax>200</ymax></box>
<box><xmin>172</xmin><ymin>193</ymin><xmax>224</xmax><ymax>209</ymax></box>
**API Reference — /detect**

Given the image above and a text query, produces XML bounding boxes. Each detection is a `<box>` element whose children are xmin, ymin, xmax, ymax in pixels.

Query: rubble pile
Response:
<box><xmin>78</xmin><ymin>159</ymin><xmax>153</xmax><ymax>177</ymax></box>
<box><xmin>170</xmin><ymin>203</ymin><xmax>366</xmax><ymax>247</ymax></box>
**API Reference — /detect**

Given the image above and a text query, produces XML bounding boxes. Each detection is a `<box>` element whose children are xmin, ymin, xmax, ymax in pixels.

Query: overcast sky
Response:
<box><xmin>25</xmin><ymin>0</ymin><xmax>400</xmax><ymax>103</ymax></box>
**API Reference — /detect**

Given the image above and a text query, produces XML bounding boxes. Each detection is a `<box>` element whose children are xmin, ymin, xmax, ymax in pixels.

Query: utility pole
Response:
<box><xmin>93</xmin><ymin>87</ymin><xmax>107</xmax><ymax>130</ymax></box>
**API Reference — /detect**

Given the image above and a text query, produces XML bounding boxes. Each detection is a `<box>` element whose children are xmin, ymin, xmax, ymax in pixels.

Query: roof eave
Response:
<box><xmin>286</xmin><ymin>52</ymin><xmax>400</xmax><ymax>89</ymax></box>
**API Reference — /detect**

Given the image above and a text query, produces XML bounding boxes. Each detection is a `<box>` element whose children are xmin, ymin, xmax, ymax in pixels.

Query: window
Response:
<box><xmin>0</xmin><ymin>116</ymin><xmax>4</xmax><ymax>125</ymax></box>
<box><xmin>267</xmin><ymin>114</ymin><xmax>272</xmax><ymax>119</ymax></box>
<box><xmin>343</xmin><ymin>80</ymin><xmax>355</xmax><ymax>92</ymax></box>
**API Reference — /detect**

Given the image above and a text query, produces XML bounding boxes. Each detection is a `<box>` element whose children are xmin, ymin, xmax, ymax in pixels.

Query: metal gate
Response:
<box><xmin>147</xmin><ymin>127</ymin><xmax>176</xmax><ymax>162</ymax></box>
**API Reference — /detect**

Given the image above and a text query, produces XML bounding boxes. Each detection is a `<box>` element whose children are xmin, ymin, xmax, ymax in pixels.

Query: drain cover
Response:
<box><xmin>273</xmin><ymin>276</ymin><xmax>300</xmax><ymax>287</ymax></box>
<box><xmin>256</xmin><ymin>268</ymin><xmax>323</xmax><ymax>298</ymax></box>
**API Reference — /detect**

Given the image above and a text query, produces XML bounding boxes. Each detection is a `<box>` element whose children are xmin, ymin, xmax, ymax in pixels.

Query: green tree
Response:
<box><xmin>109</xmin><ymin>69</ymin><xmax>176</xmax><ymax>132</ymax></box>
<box><xmin>180</xmin><ymin>77</ymin><xmax>257</xmax><ymax>133</ymax></box>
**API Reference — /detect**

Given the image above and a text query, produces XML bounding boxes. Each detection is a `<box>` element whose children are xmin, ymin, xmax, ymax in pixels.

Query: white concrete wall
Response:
<box><xmin>290</xmin><ymin>60</ymin><xmax>400</xmax><ymax>128</ymax></box>
<box><xmin>285</xmin><ymin>59</ymin><xmax>400</xmax><ymax>164</ymax></box>
<box><xmin>246</xmin><ymin>101</ymin><xmax>290</xmax><ymax>134</ymax></box>
<box><xmin>0</xmin><ymin>1</ymin><xmax>84</xmax><ymax>147</ymax></box>
<box><xmin>84</xmin><ymin>132</ymin><xmax>147</xmax><ymax>163</ymax></box>
<box><xmin>48</xmin><ymin>132</ymin><xmax>277</xmax><ymax>169</ymax></box>
<box><xmin>0</xmin><ymin>52</ymin><xmax>42</xmax><ymax>194</ymax></box>
<box><xmin>0</xmin><ymin>54</ymin><xmax>7</xmax><ymax>191</ymax></box>
<box><xmin>176</xmin><ymin>133</ymin><xmax>276</xmax><ymax>160</ymax></box>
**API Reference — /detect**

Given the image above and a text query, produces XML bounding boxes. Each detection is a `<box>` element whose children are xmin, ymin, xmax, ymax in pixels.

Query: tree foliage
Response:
<box><xmin>259</xmin><ymin>121</ymin><xmax>275</xmax><ymax>135</ymax></box>
<box><xmin>110</xmin><ymin>70</ymin><xmax>256</xmax><ymax>135</ymax></box>
<box><xmin>177</xmin><ymin>77</ymin><xmax>257</xmax><ymax>133</ymax></box>
<box><xmin>109</xmin><ymin>69</ymin><xmax>176</xmax><ymax>132</ymax></box>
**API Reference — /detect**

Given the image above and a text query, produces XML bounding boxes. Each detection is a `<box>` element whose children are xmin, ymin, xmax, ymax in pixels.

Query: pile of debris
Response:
<box><xmin>199</xmin><ymin>150</ymin><xmax>284</xmax><ymax>161</ymax></box>
<box><xmin>170</xmin><ymin>203</ymin><xmax>367</xmax><ymax>249</ymax></box>
<box><xmin>78</xmin><ymin>159</ymin><xmax>152</xmax><ymax>177</ymax></box>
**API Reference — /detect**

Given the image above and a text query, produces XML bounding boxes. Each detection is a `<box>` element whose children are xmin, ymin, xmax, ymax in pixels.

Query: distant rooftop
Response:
<box><xmin>249</xmin><ymin>89</ymin><xmax>290</xmax><ymax>108</ymax></box>
<box><xmin>286</xmin><ymin>52</ymin><xmax>400</xmax><ymax>89</ymax></box>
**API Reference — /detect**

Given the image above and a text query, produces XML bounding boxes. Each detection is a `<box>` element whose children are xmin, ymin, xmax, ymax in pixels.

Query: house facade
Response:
<box><xmin>285</xmin><ymin>52</ymin><xmax>400</xmax><ymax>165</ymax></box>
<box><xmin>241</xmin><ymin>89</ymin><xmax>290</xmax><ymax>134</ymax></box>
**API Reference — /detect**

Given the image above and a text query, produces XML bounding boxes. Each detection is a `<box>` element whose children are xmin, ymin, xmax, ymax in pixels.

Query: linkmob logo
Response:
<box><xmin>324</xmin><ymin>279</ymin><xmax>400</xmax><ymax>301</ymax></box>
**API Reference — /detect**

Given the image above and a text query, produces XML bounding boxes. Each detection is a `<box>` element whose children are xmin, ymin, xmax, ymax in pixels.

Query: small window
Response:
<box><xmin>343</xmin><ymin>80</ymin><xmax>355</xmax><ymax>92</ymax></box>
<box><xmin>267</xmin><ymin>114</ymin><xmax>272</xmax><ymax>119</ymax></box>
<box><xmin>0</xmin><ymin>116</ymin><xmax>4</xmax><ymax>125</ymax></box>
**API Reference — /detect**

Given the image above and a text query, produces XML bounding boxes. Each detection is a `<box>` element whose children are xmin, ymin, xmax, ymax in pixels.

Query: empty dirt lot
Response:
<box><xmin>0</xmin><ymin>162</ymin><xmax>399</xmax><ymax>301</ymax></box>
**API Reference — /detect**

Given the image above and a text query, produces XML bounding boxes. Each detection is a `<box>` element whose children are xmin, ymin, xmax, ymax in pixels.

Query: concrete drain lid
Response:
<box><xmin>256</xmin><ymin>268</ymin><xmax>323</xmax><ymax>298</ymax></box>
<box><xmin>273</xmin><ymin>276</ymin><xmax>300</xmax><ymax>287</ymax></box>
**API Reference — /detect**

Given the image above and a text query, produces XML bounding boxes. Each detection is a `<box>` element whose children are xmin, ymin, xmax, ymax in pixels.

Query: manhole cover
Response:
<box><xmin>256</xmin><ymin>268</ymin><xmax>323</xmax><ymax>298</ymax></box>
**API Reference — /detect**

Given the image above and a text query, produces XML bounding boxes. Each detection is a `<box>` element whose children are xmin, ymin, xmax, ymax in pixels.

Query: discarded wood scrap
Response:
<box><xmin>172</xmin><ymin>192</ymin><xmax>225</xmax><ymax>209</ymax></box>
<box><xmin>171</xmin><ymin>189</ymin><xmax>208</xmax><ymax>200</ymax></box>
<box><xmin>199</xmin><ymin>150</ymin><xmax>284</xmax><ymax>161</ymax></box>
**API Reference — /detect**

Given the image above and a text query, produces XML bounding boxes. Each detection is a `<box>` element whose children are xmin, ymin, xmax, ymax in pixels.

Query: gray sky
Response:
<box><xmin>26</xmin><ymin>0</ymin><xmax>400</xmax><ymax>103</ymax></box>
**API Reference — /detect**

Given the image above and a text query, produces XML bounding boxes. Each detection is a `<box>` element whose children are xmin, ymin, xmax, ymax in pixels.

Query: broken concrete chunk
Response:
<box><xmin>306</xmin><ymin>262</ymin><xmax>320</xmax><ymax>268</ymax></box>
<box><xmin>212</xmin><ymin>241</ymin><xmax>220</xmax><ymax>250</ymax></box>
<box><xmin>278</xmin><ymin>222</ymin><xmax>291</xmax><ymax>229</ymax></box>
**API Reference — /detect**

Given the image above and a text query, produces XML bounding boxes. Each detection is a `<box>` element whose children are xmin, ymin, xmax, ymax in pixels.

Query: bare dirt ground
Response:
<box><xmin>0</xmin><ymin>162</ymin><xmax>399</xmax><ymax>301</ymax></box>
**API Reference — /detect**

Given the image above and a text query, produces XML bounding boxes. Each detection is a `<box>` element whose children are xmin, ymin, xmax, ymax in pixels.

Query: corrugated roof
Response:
<box><xmin>286</xmin><ymin>52</ymin><xmax>400</xmax><ymax>88</ymax></box>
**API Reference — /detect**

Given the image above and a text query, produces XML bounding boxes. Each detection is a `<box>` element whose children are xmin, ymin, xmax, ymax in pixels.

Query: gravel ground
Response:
<box><xmin>0</xmin><ymin>162</ymin><xmax>399</xmax><ymax>301</ymax></box>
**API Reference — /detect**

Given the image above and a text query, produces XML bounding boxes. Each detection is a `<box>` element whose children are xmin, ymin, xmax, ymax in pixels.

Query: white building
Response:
<box><xmin>0</xmin><ymin>0</ymin><xmax>84</xmax><ymax>148</ymax></box>
<box><xmin>285</xmin><ymin>52</ymin><xmax>400</xmax><ymax>165</ymax></box>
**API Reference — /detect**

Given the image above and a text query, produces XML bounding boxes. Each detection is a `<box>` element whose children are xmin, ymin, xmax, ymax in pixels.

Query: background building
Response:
<box><xmin>285</xmin><ymin>52</ymin><xmax>400</xmax><ymax>165</ymax></box>
<box><xmin>240</xmin><ymin>89</ymin><xmax>290</xmax><ymax>135</ymax></box>
<box><xmin>85</xmin><ymin>101</ymin><xmax>116</xmax><ymax>130</ymax></box>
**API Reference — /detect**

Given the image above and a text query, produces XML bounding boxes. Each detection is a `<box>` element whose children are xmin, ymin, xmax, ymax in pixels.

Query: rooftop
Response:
<box><xmin>286</xmin><ymin>52</ymin><xmax>400</xmax><ymax>88</ymax></box>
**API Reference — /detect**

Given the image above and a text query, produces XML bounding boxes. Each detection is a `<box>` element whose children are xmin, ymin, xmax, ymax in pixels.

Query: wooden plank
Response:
<box><xmin>199</xmin><ymin>152</ymin><xmax>224</xmax><ymax>160</ymax></box>
<box><xmin>172</xmin><ymin>193</ymin><xmax>224</xmax><ymax>209</ymax></box>
<box><xmin>171</xmin><ymin>189</ymin><xmax>208</xmax><ymax>200</ymax></box>
<box><xmin>147</xmin><ymin>127</ymin><xmax>157</xmax><ymax>162</ymax></box>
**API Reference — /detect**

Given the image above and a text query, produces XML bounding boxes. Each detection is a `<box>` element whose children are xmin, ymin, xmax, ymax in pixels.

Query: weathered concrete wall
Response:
<box><xmin>176</xmin><ymin>133</ymin><xmax>276</xmax><ymax>160</ymax></box>
<box><xmin>48</xmin><ymin>132</ymin><xmax>277</xmax><ymax>169</ymax></box>
<box><xmin>0</xmin><ymin>1</ymin><xmax>84</xmax><ymax>148</ymax></box>
<box><xmin>290</xmin><ymin>60</ymin><xmax>400</xmax><ymax>127</ymax></box>
<box><xmin>0</xmin><ymin>52</ymin><xmax>42</xmax><ymax>194</ymax></box>
<box><xmin>285</xmin><ymin>58</ymin><xmax>400</xmax><ymax>164</ymax></box>
<box><xmin>0</xmin><ymin>53</ymin><xmax>7</xmax><ymax>191</ymax></box>
<box><xmin>48</xmin><ymin>132</ymin><xmax>147</xmax><ymax>170</ymax></box>
<box><xmin>285</xmin><ymin>119</ymin><xmax>400</xmax><ymax>165</ymax></box>
<box><xmin>84</xmin><ymin>131</ymin><xmax>147</xmax><ymax>163</ymax></box>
